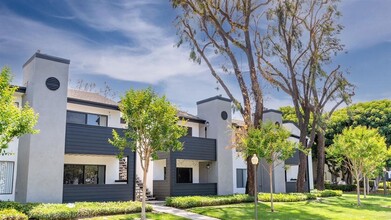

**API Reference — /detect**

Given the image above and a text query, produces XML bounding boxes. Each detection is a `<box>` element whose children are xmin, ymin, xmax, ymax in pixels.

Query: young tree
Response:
<box><xmin>109</xmin><ymin>88</ymin><xmax>187</xmax><ymax>220</ymax></box>
<box><xmin>239</xmin><ymin>122</ymin><xmax>298</xmax><ymax>212</ymax></box>
<box><xmin>256</xmin><ymin>0</ymin><xmax>354</xmax><ymax>191</ymax></box>
<box><xmin>171</xmin><ymin>0</ymin><xmax>269</xmax><ymax>195</ymax></box>
<box><xmin>328</xmin><ymin>126</ymin><xmax>388</xmax><ymax>206</ymax></box>
<box><xmin>0</xmin><ymin>67</ymin><xmax>38</xmax><ymax>151</ymax></box>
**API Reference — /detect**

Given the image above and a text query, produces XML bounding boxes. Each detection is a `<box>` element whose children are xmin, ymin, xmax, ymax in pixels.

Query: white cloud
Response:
<box><xmin>0</xmin><ymin>3</ymin><xmax>206</xmax><ymax>84</ymax></box>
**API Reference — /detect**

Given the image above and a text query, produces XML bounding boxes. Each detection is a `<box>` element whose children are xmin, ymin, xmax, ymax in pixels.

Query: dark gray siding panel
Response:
<box><xmin>172</xmin><ymin>183</ymin><xmax>217</xmax><ymax>196</ymax></box>
<box><xmin>172</xmin><ymin>136</ymin><xmax>216</xmax><ymax>161</ymax></box>
<box><xmin>153</xmin><ymin>180</ymin><xmax>170</xmax><ymax>200</ymax></box>
<box><xmin>285</xmin><ymin>182</ymin><xmax>308</xmax><ymax>193</ymax></box>
<box><xmin>285</xmin><ymin>150</ymin><xmax>300</xmax><ymax>165</ymax></box>
<box><xmin>65</xmin><ymin>123</ymin><xmax>131</xmax><ymax>155</ymax></box>
<box><xmin>63</xmin><ymin>184</ymin><xmax>133</xmax><ymax>202</ymax></box>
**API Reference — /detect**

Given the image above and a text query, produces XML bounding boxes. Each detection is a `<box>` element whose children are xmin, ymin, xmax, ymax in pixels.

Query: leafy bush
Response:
<box><xmin>29</xmin><ymin>201</ymin><xmax>151</xmax><ymax>220</ymax></box>
<box><xmin>258</xmin><ymin>193</ymin><xmax>315</xmax><ymax>202</ymax></box>
<box><xmin>378</xmin><ymin>181</ymin><xmax>391</xmax><ymax>189</ymax></box>
<box><xmin>0</xmin><ymin>202</ymin><xmax>39</xmax><ymax>215</ymax></box>
<box><xmin>325</xmin><ymin>183</ymin><xmax>356</xmax><ymax>192</ymax></box>
<box><xmin>0</xmin><ymin>209</ymin><xmax>28</xmax><ymax>220</ymax></box>
<box><xmin>312</xmin><ymin>190</ymin><xmax>343</xmax><ymax>197</ymax></box>
<box><xmin>165</xmin><ymin>194</ymin><xmax>253</xmax><ymax>208</ymax></box>
<box><xmin>359</xmin><ymin>180</ymin><xmax>375</xmax><ymax>187</ymax></box>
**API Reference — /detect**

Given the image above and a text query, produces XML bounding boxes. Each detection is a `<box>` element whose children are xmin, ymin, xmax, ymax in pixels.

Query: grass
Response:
<box><xmin>84</xmin><ymin>212</ymin><xmax>188</xmax><ymax>220</ymax></box>
<box><xmin>189</xmin><ymin>194</ymin><xmax>391</xmax><ymax>220</ymax></box>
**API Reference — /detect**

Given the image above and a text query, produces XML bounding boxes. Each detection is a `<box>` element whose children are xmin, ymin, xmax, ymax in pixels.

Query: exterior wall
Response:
<box><xmin>232</xmin><ymin>152</ymin><xmax>247</xmax><ymax>194</ymax></box>
<box><xmin>135</xmin><ymin>152</ymin><xmax>154</xmax><ymax>195</ymax></box>
<box><xmin>64</xmin><ymin>154</ymin><xmax>121</xmax><ymax>184</ymax></box>
<box><xmin>197</xmin><ymin>96</ymin><xmax>233</xmax><ymax>195</ymax></box>
<box><xmin>0</xmin><ymin>94</ymin><xmax>22</xmax><ymax>201</ymax></box>
<box><xmin>153</xmin><ymin>159</ymin><xmax>166</xmax><ymax>181</ymax></box>
<box><xmin>67</xmin><ymin>103</ymin><xmax>122</xmax><ymax>128</ymax></box>
<box><xmin>16</xmin><ymin>53</ymin><xmax>69</xmax><ymax>203</ymax></box>
<box><xmin>176</xmin><ymin>159</ymin><xmax>200</xmax><ymax>183</ymax></box>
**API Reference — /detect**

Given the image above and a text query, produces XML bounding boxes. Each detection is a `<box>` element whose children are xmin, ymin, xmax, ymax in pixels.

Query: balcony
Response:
<box><xmin>65</xmin><ymin>123</ymin><xmax>131</xmax><ymax>155</ymax></box>
<box><xmin>63</xmin><ymin>184</ymin><xmax>134</xmax><ymax>202</ymax></box>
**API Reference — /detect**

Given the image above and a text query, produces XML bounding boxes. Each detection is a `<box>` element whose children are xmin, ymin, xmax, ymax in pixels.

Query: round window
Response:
<box><xmin>221</xmin><ymin>111</ymin><xmax>228</xmax><ymax>120</ymax></box>
<box><xmin>46</xmin><ymin>77</ymin><xmax>60</xmax><ymax>91</ymax></box>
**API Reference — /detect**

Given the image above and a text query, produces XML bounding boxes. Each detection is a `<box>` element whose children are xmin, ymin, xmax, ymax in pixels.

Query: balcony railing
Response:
<box><xmin>63</xmin><ymin>184</ymin><xmax>134</xmax><ymax>202</ymax></box>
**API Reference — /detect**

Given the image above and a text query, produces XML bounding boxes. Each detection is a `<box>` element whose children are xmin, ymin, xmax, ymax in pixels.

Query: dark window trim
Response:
<box><xmin>67</xmin><ymin>110</ymin><xmax>108</xmax><ymax>127</ymax></box>
<box><xmin>236</xmin><ymin>168</ymin><xmax>246</xmax><ymax>189</ymax></box>
<box><xmin>64</xmin><ymin>164</ymin><xmax>106</xmax><ymax>185</ymax></box>
<box><xmin>0</xmin><ymin>161</ymin><xmax>14</xmax><ymax>195</ymax></box>
<box><xmin>176</xmin><ymin>167</ymin><xmax>193</xmax><ymax>183</ymax></box>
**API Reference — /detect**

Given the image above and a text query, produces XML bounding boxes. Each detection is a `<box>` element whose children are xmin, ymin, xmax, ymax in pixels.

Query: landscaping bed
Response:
<box><xmin>0</xmin><ymin>201</ymin><xmax>151</xmax><ymax>220</ymax></box>
<box><xmin>166</xmin><ymin>190</ymin><xmax>342</xmax><ymax>208</ymax></box>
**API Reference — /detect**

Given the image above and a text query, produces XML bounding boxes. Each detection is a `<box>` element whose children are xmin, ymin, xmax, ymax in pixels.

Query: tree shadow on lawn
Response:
<box><xmin>320</xmin><ymin>195</ymin><xmax>391</xmax><ymax>213</ymax></box>
<box><xmin>191</xmin><ymin>202</ymin><xmax>329</xmax><ymax>220</ymax></box>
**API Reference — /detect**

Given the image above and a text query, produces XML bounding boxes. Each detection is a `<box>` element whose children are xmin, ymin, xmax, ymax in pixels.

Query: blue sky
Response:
<box><xmin>0</xmin><ymin>0</ymin><xmax>391</xmax><ymax>116</ymax></box>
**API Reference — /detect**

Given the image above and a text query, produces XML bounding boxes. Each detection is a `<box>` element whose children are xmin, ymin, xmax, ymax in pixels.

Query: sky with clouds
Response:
<box><xmin>0</xmin><ymin>0</ymin><xmax>390</xmax><ymax>117</ymax></box>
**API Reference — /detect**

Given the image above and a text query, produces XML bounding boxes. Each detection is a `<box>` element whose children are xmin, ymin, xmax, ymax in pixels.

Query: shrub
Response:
<box><xmin>0</xmin><ymin>209</ymin><xmax>28</xmax><ymax>220</ymax></box>
<box><xmin>29</xmin><ymin>201</ymin><xmax>151</xmax><ymax>220</ymax></box>
<box><xmin>378</xmin><ymin>181</ymin><xmax>391</xmax><ymax>189</ymax></box>
<box><xmin>258</xmin><ymin>193</ymin><xmax>315</xmax><ymax>202</ymax></box>
<box><xmin>165</xmin><ymin>194</ymin><xmax>253</xmax><ymax>209</ymax></box>
<box><xmin>359</xmin><ymin>180</ymin><xmax>375</xmax><ymax>188</ymax></box>
<box><xmin>0</xmin><ymin>202</ymin><xmax>39</xmax><ymax>215</ymax></box>
<box><xmin>313</xmin><ymin>190</ymin><xmax>343</xmax><ymax>197</ymax></box>
<box><xmin>325</xmin><ymin>183</ymin><xmax>356</xmax><ymax>192</ymax></box>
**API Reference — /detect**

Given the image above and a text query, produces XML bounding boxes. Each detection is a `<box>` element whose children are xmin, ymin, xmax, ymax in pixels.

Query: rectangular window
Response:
<box><xmin>0</xmin><ymin>161</ymin><xmax>14</xmax><ymax>194</ymax></box>
<box><xmin>236</xmin><ymin>168</ymin><xmax>247</xmax><ymax>188</ymax></box>
<box><xmin>64</xmin><ymin>164</ymin><xmax>105</xmax><ymax>185</ymax></box>
<box><xmin>66</xmin><ymin>111</ymin><xmax>108</xmax><ymax>127</ymax></box>
<box><xmin>186</xmin><ymin>127</ymin><xmax>193</xmax><ymax>136</ymax></box>
<box><xmin>286</xmin><ymin>165</ymin><xmax>299</xmax><ymax>182</ymax></box>
<box><xmin>176</xmin><ymin>168</ymin><xmax>192</xmax><ymax>183</ymax></box>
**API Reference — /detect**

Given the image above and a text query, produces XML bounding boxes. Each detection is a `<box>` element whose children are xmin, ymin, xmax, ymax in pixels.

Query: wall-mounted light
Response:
<box><xmin>206</xmin><ymin>164</ymin><xmax>210</xmax><ymax>169</ymax></box>
<box><xmin>205</xmin><ymin>121</ymin><xmax>210</xmax><ymax>138</ymax></box>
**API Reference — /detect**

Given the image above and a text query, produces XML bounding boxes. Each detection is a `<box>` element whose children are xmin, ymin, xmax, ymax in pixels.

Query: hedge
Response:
<box><xmin>325</xmin><ymin>183</ymin><xmax>356</xmax><ymax>192</ymax></box>
<box><xmin>166</xmin><ymin>190</ymin><xmax>342</xmax><ymax>208</ymax></box>
<box><xmin>378</xmin><ymin>181</ymin><xmax>391</xmax><ymax>189</ymax></box>
<box><xmin>165</xmin><ymin>194</ymin><xmax>253</xmax><ymax>208</ymax></box>
<box><xmin>28</xmin><ymin>201</ymin><xmax>151</xmax><ymax>220</ymax></box>
<box><xmin>0</xmin><ymin>202</ymin><xmax>39</xmax><ymax>214</ymax></box>
<box><xmin>258</xmin><ymin>193</ymin><xmax>313</xmax><ymax>202</ymax></box>
<box><xmin>0</xmin><ymin>209</ymin><xmax>28</xmax><ymax>220</ymax></box>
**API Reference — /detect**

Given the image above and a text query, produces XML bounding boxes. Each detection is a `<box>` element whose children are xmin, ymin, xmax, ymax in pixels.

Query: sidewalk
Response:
<box><xmin>149</xmin><ymin>202</ymin><xmax>219</xmax><ymax>220</ymax></box>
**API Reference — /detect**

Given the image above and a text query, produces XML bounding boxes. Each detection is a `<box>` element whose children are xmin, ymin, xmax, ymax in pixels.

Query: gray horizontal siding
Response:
<box><xmin>153</xmin><ymin>180</ymin><xmax>170</xmax><ymax>200</ymax></box>
<box><xmin>172</xmin><ymin>183</ymin><xmax>217</xmax><ymax>196</ymax></box>
<box><xmin>285</xmin><ymin>150</ymin><xmax>300</xmax><ymax>165</ymax></box>
<box><xmin>63</xmin><ymin>184</ymin><xmax>133</xmax><ymax>202</ymax></box>
<box><xmin>172</xmin><ymin>136</ymin><xmax>216</xmax><ymax>161</ymax></box>
<box><xmin>65</xmin><ymin>123</ymin><xmax>131</xmax><ymax>155</ymax></box>
<box><xmin>285</xmin><ymin>182</ymin><xmax>309</xmax><ymax>193</ymax></box>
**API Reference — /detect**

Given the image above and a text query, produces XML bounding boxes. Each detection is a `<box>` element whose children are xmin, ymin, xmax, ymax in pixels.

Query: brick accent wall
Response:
<box><xmin>119</xmin><ymin>158</ymin><xmax>127</xmax><ymax>180</ymax></box>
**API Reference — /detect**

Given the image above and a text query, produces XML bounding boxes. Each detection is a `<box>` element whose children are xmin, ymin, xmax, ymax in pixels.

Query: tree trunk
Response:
<box><xmin>269</xmin><ymin>164</ymin><xmax>274</xmax><ymax>212</ymax></box>
<box><xmin>246</xmin><ymin>156</ymin><xmax>255</xmax><ymax>196</ymax></box>
<box><xmin>366</xmin><ymin>177</ymin><xmax>370</xmax><ymax>195</ymax></box>
<box><xmin>356</xmin><ymin>176</ymin><xmax>361</xmax><ymax>206</ymax></box>
<box><xmin>363</xmin><ymin>176</ymin><xmax>367</xmax><ymax>198</ymax></box>
<box><xmin>141</xmin><ymin>169</ymin><xmax>148</xmax><ymax>220</ymax></box>
<box><xmin>384</xmin><ymin>172</ymin><xmax>387</xmax><ymax>196</ymax></box>
<box><xmin>316</xmin><ymin>133</ymin><xmax>325</xmax><ymax>190</ymax></box>
<box><xmin>297</xmin><ymin>151</ymin><xmax>308</xmax><ymax>192</ymax></box>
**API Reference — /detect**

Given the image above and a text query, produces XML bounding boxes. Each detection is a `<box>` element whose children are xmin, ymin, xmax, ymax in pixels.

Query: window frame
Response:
<box><xmin>66</xmin><ymin>110</ymin><xmax>108</xmax><ymax>127</ymax></box>
<box><xmin>0</xmin><ymin>161</ymin><xmax>15</xmax><ymax>195</ymax></box>
<box><xmin>63</xmin><ymin>164</ymin><xmax>106</xmax><ymax>185</ymax></box>
<box><xmin>176</xmin><ymin>167</ymin><xmax>193</xmax><ymax>183</ymax></box>
<box><xmin>236</xmin><ymin>168</ymin><xmax>247</xmax><ymax>188</ymax></box>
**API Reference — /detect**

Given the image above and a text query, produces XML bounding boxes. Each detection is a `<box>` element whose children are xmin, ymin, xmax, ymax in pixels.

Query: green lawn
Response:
<box><xmin>84</xmin><ymin>213</ymin><xmax>187</xmax><ymax>220</ymax></box>
<box><xmin>189</xmin><ymin>194</ymin><xmax>391</xmax><ymax>220</ymax></box>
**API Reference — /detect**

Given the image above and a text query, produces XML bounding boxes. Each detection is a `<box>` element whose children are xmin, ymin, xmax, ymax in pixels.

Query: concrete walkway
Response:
<box><xmin>149</xmin><ymin>203</ymin><xmax>219</xmax><ymax>220</ymax></box>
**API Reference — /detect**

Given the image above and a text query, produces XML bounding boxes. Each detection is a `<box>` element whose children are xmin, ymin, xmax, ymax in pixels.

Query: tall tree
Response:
<box><xmin>328</xmin><ymin>126</ymin><xmax>389</xmax><ymax>206</ymax></box>
<box><xmin>0</xmin><ymin>67</ymin><xmax>38</xmax><ymax>151</ymax></box>
<box><xmin>171</xmin><ymin>0</ymin><xmax>269</xmax><ymax>195</ymax></box>
<box><xmin>256</xmin><ymin>0</ymin><xmax>353</xmax><ymax>191</ymax></box>
<box><xmin>239</xmin><ymin>121</ymin><xmax>298</xmax><ymax>212</ymax></box>
<box><xmin>110</xmin><ymin>88</ymin><xmax>187</xmax><ymax>220</ymax></box>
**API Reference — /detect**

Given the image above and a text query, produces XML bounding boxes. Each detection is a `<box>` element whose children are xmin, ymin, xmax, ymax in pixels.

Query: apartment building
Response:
<box><xmin>0</xmin><ymin>52</ymin><xmax>313</xmax><ymax>203</ymax></box>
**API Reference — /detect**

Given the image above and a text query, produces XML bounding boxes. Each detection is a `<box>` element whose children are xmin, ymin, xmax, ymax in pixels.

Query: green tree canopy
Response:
<box><xmin>328</xmin><ymin>126</ymin><xmax>389</xmax><ymax>206</ymax></box>
<box><xmin>326</xmin><ymin>100</ymin><xmax>391</xmax><ymax>147</ymax></box>
<box><xmin>239</xmin><ymin>121</ymin><xmax>299</xmax><ymax>212</ymax></box>
<box><xmin>109</xmin><ymin>88</ymin><xmax>187</xmax><ymax>220</ymax></box>
<box><xmin>0</xmin><ymin>67</ymin><xmax>38</xmax><ymax>151</ymax></box>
